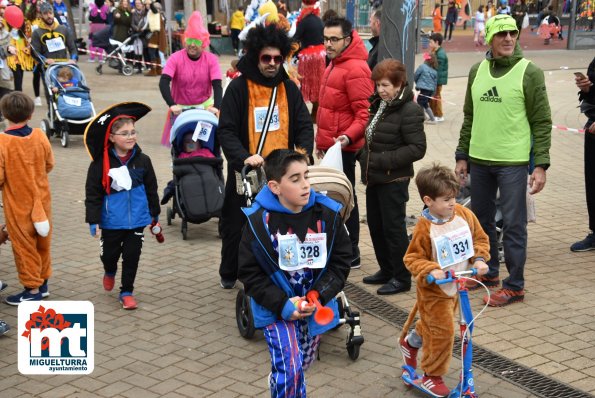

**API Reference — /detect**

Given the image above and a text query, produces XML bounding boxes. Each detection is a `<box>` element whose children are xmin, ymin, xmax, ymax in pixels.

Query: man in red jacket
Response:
<box><xmin>316</xmin><ymin>17</ymin><xmax>374</xmax><ymax>268</ymax></box>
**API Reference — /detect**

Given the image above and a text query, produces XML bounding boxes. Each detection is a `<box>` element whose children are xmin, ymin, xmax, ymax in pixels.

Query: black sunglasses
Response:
<box><xmin>260</xmin><ymin>54</ymin><xmax>284</xmax><ymax>65</ymax></box>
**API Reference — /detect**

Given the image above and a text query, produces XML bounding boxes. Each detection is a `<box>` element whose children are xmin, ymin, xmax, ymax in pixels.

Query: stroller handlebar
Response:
<box><xmin>426</xmin><ymin>268</ymin><xmax>478</xmax><ymax>285</ymax></box>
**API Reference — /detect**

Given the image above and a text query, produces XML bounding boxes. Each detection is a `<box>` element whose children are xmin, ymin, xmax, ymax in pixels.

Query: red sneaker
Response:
<box><xmin>465</xmin><ymin>275</ymin><xmax>500</xmax><ymax>291</ymax></box>
<box><xmin>399</xmin><ymin>337</ymin><xmax>419</xmax><ymax>370</ymax></box>
<box><xmin>414</xmin><ymin>374</ymin><xmax>450</xmax><ymax>397</ymax></box>
<box><xmin>484</xmin><ymin>288</ymin><xmax>524</xmax><ymax>307</ymax></box>
<box><xmin>120</xmin><ymin>294</ymin><xmax>137</xmax><ymax>310</ymax></box>
<box><xmin>103</xmin><ymin>274</ymin><xmax>115</xmax><ymax>291</ymax></box>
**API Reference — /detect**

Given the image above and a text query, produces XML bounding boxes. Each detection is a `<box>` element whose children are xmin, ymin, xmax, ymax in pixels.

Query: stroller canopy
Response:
<box><xmin>170</xmin><ymin>109</ymin><xmax>219</xmax><ymax>155</ymax></box>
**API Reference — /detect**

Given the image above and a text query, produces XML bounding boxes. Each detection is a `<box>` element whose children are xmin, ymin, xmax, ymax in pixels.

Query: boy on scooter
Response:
<box><xmin>400</xmin><ymin>163</ymin><xmax>490</xmax><ymax>397</ymax></box>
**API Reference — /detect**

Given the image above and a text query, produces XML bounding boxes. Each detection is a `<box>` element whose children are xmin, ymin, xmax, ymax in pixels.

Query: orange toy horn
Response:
<box><xmin>306</xmin><ymin>290</ymin><xmax>334</xmax><ymax>325</ymax></box>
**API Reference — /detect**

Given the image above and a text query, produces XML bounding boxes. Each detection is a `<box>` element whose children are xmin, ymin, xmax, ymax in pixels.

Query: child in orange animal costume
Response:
<box><xmin>0</xmin><ymin>92</ymin><xmax>54</xmax><ymax>305</ymax></box>
<box><xmin>399</xmin><ymin>164</ymin><xmax>489</xmax><ymax>397</ymax></box>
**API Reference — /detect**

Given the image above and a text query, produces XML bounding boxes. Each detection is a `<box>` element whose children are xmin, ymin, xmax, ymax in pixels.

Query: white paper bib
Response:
<box><xmin>278</xmin><ymin>232</ymin><xmax>327</xmax><ymax>271</ymax></box>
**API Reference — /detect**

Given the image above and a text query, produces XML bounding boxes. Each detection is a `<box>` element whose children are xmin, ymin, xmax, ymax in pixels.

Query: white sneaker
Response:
<box><xmin>87</xmin><ymin>58</ymin><xmax>96</xmax><ymax>63</ymax></box>
<box><xmin>434</xmin><ymin>117</ymin><xmax>444</xmax><ymax>122</ymax></box>
<box><xmin>34</xmin><ymin>97</ymin><xmax>42</xmax><ymax>106</ymax></box>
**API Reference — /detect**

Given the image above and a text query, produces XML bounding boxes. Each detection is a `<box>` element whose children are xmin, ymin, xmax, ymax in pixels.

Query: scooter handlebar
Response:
<box><xmin>426</xmin><ymin>268</ymin><xmax>478</xmax><ymax>285</ymax></box>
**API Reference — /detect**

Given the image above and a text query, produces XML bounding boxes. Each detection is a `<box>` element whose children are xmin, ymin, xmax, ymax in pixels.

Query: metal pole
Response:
<box><xmin>567</xmin><ymin>0</ymin><xmax>576</xmax><ymax>49</ymax></box>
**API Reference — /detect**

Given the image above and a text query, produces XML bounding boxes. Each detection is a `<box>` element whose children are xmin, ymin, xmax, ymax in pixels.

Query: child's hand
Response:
<box><xmin>429</xmin><ymin>269</ymin><xmax>446</xmax><ymax>281</ymax></box>
<box><xmin>0</xmin><ymin>224</ymin><xmax>8</xmax><ymax>245</ymax></box>
<box><xmin>52</xmin><ymin>87</ymin><xmax>58</xmax><ymax>93</ymax></box>
<box><xmin>89</xmin><ymin>224</ymin><xmax>99</xmax><ymax>238</ymax></box>
<box><xmin>289</xmin><ymin>296</ymin><xmax>315</xmax><ymax>320</ymax></box>
<box><xmin>473</xmin><ymin>261</ymin><xmax>489</xmax><ymax>276</ymax></box>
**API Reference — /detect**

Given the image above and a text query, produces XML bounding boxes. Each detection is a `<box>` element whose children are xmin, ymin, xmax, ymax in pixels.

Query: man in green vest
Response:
<box><xmin>454</xmin><ymin>15</ymin><xmax>552</xmax><ymax>307</ymax></box>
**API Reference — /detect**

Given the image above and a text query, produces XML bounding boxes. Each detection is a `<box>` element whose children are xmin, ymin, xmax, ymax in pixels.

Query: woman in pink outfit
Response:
<box><xmin>88</xmin><ymin>0</ymin><xmax>110</xmax><ymax>62</ymax></box>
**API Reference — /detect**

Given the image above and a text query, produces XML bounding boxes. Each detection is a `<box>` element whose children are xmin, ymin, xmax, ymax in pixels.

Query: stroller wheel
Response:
<box><xmin>347</xmin><ymin>339</ymin><xmax>362</xmax><ymax>361</ymax></box>
<box><xmin>122</xmin><ymin>65</ymin><xmax>134</xmax><ymax>76</ymax></box>
<box><xmin>60</xmin><ymin>130</ymin><xmax>69</xmax><ymax>148</ymax></box>
<box><xmin>235</xmin><ymin>289</ymin><xmax>255</xmax><ymax>339</ymax></box>
<box><xmin>167</xmin><ymin>207</ymin><xmax>173</xmax><ymax>226</ymax></box>
<box><xmin>95</xmin><ymin>65</ymin><xmax>103</xmax><ymax>75</ymax></box>
<box><xmin>41</xmin><ymin>119</ymin><xmax>52</xmax><ymax>139</ymax></box>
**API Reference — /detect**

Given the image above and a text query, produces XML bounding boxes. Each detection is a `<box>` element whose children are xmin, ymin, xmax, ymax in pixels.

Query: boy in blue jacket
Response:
<box><xmin>238</xmin><ymin>149</ymin><xmax>351</xmax><ymax>398</ymax></box>
<box><xmin>84</xmin><ymin>104</ymin><xmax>160</xmax><ymax>310</ymax></box>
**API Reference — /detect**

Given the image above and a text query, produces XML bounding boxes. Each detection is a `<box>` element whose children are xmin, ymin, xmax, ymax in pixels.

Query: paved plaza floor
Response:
<box><xmin>0</xmin><ymin>48</ymin><xmax>593</xmax><ymax>397</ymax></box>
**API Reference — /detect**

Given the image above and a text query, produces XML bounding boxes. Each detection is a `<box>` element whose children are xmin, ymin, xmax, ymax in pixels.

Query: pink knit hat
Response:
<box><xmin>184</xmin><ymin>11</ymin><xmax>210</xmax><ymax>48</ymax></box>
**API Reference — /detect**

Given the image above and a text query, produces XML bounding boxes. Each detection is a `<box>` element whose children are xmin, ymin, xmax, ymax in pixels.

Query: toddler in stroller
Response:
<box><xmin>163</xmin><ymin>109</ymin><xmax>225</xmax><ymax>240</ymax></box>
<box><xmin>42</xmin><ymin>62</ymin><xmax>96</xmax><ymax>147</ymax></box>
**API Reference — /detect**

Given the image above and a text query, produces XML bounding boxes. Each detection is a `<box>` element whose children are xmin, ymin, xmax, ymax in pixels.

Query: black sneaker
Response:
<box><xmin>5</xmin><ymin>289</ymin><xmax>42</xmax><ymax>306</ymax></box>
<box><xmin>220</xmin><ymin>278</ymin><xmax>236</xmax><ymax>289</ymax></box>
<box><xmin>570</xmin><ymin>233</ymin><xmax>595</xmax><ymax>252</ymax></box>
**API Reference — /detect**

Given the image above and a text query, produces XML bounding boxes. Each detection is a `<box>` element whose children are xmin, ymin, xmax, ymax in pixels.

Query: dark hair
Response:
<box><xmin>110</xmin><ymin>117</ymin><xmax>135</xmax><ymax>134</ymax></box>
<box><xmin>0</xmin><ymin>92</ymin><xmax>34</xmax><ymax>123</ymax></box>
<box><xmin>264</xmin><ymin>149</ymin><xmax>308</xmax><ymax>183</ymax></box>
<box><xmin>372</xmin><ymin>9</ymin><xmax>381</xmax><ymax>20</ymax></box>
<box><xmin>371</xmin><ymin>58</ymin><xmax>407</xmax><ymax>86</ymax></box>
<box><xmin>243</xmin><ymin>24</ymin><xmax>292</xmax><ymax>64</ymax></box>
<box><xmin>324</xmin><ymin>16</ymin><xmax>353</xmax><ymax>37</ymax></box>
<box><xmin>478</xmin><ymin>5</ymin><xmax>484</xmax><ymax>12</ymax></box>
<box><xmin>322</xmin><ymin>9</ymin><xmax>339</xmax><ymax>23</ymax></box>
<box><xmin>430</xmin><ymin>32</ymin><xmax>443</xmax><ymax>45</ymax></box>
<box><xmin>415</xmin><ymin>163</ymin><xmax>460</xmax><ymax>200</ymax></box>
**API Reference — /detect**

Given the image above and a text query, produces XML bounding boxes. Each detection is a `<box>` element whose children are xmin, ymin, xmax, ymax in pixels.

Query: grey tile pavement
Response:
<box><xmin>0</xmin><ymin>49</ymin><xmax>593</xmax><ymax>397</ymax></box>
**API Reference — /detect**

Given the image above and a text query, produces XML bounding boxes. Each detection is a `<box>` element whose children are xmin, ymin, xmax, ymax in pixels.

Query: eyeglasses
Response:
<box><xmin>259</xmin><ymin>54</ymin><xmax>283</xmax><ymax>65</ymax></box>
<box><xmin>494</xmin><ymin>30</ymin><xmax>519</xmax><ymax>39</ymax></box>
<box><xmin>111</xmin><ymin>130</ymin><xmax>138</xmax><ymax>138</ymax></box>
<box><xmin>323</xmin><ymin>35</ymin><xmax>349</xmax><ymax>44</ymax></box>
<box><xmin>185</xmin><ymin>38</ymin><xmax>203</xmax><ymax>47</ymax></box>
<box><xmin>259</xmin><ymin>54</ymin><xmax>284</xmax><ymax>65</ymax></box>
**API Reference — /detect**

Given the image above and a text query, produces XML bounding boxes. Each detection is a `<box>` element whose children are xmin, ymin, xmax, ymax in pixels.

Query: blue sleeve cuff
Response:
<box><xmin>281</xmin><ymin>300</ymin><xmax>296</xmax><ymax>321</ymax></box>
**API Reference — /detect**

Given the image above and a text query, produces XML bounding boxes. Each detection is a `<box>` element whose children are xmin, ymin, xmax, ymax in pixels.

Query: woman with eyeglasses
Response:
<box><xmin>158</xmin><ymin>11</ymin><xmax>222</xmax><ymax>146</ymax></box>
<box><xmin>358</xmin><ymin>58</ymin><xmax>427</xmax><ymax>295</ymax></box>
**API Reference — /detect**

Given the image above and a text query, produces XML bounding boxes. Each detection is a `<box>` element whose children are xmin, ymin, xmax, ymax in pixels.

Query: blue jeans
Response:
<box><xmin>470</xmin><ymin>164</ymin><xmax>528</xmax><ymax>291</ymax></box>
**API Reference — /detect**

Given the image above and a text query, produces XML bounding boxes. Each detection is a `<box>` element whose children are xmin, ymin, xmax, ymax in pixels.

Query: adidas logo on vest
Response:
<box><xmin>480</xmin><ymin>86</ymin><xmax>502</xmax><ymax>102</ymax></box>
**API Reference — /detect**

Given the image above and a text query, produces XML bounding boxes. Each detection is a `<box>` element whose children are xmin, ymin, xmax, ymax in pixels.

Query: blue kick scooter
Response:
<box><xmin>401</xmin><ymin>269</ymin><xmax>490</xmax><ymax>398</ymax></box>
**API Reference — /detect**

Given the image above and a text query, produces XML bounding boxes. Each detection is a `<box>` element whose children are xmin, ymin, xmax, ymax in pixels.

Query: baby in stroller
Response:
<box><xmin>178</xmin><ymin>132</ymin><xmax>215</xmax><ymax>159</ymax></box>
<box><xmin>51</xmin><ymin>66</ymin><xmax>79</xmax><ymax>93</ymax></box>
<box><xmin>47</xmin><ymin>64</ymin><xmax>93</xmax><ymax>120</ymax></box>
<box><xmin>163</xmin><ymin>109</ymin><xmax>225</xmax><ymax>239</ymax></box>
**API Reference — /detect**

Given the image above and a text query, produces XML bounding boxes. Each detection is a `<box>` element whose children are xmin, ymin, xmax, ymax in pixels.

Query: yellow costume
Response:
<box><xmin>0</xmin><ymin>128</ymin><xmax>54</xmax><ymax>289</ymax></box>
<box><xmin>7</xmin><ymin>20</ymin><xmax>37</xmax><ymax>71</ymax></box>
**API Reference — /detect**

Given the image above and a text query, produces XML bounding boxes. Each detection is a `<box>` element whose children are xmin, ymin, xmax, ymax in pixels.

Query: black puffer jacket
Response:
<box><xmin>357</xmin><ymin>84</ymin><xmax>426</xmax><ymax>186</ymax></box>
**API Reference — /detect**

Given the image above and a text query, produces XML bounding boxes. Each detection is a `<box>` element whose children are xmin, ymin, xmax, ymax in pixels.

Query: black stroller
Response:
<box><xmin>40</xmin><ymin>62</ymin><xmax>96</xmax><ymax>147</ymax></box>
<box><xmin>163</xmin><ymin>109</ymin><xmax>225</xmax><ymax>240</ymax></box>
<box><xmin>91</xmin><ymin>26</ymin><xmax>141</xmax><ymax>76</ymax></box>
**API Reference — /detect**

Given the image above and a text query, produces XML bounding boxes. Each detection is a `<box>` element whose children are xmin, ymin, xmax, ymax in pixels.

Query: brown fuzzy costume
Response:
<box><xmin>401</xmin><ymin>204</ymin><xmax>489</xmax><ymax>376</ymax></box>
<box><xmin>0</xmin><ymin>128</ymin><xmax>54</xmax><ymax>289</ymax></box>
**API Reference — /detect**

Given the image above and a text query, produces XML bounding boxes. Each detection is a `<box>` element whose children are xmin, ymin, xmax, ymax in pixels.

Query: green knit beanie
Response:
<box><xmin>485</xmin><ymin>15</ymin><xmax>519</xmax><ymax>44</ymax></box>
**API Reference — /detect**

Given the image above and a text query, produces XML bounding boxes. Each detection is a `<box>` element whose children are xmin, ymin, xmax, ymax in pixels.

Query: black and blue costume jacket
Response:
<box><xmin>85</xmin><ymin>145</ymin><xmax>160</xmax><ymax>229</ymax></box>
<box><xmin>238</xmin><ymin>186</ymin><xmax>352</xmax><ymax>335</ymax></box>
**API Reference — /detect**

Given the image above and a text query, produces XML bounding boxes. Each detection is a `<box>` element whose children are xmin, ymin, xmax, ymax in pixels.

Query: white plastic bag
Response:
<box><xmin>319</xmin><ymin>141</ymin><xmax>343</xmax><ymax>171</ymax></box>
<box><xmin>522</xmin><ymin>13</ymin><xmax>529</xmax><ymax>29</ymax></box>
<box><xmin>526</xmin><ymin>180</ymin><xmax>536</xmax><ymax>223</ymax></box>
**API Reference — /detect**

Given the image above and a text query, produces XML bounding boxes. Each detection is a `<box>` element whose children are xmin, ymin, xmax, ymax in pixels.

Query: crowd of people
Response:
<box><xmin>0</xmin><ymin>0</ymin><xmax>593</xmax><ymax>397</ymax></box>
